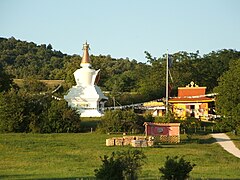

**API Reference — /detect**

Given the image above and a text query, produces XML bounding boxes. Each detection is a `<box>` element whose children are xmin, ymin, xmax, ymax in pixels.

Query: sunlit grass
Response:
<box><xmin>13</xmin><ymin>79</ymin><xmax>64</xmax><ymax>88</ymax></box>
<box><xmin>0</xmin><ymin>133</ymin><xmax>240</xmax><ymax>179</ymax></box>
<box><xmin>226</xmin><ymin>132</ymin><xmax>240</xmax><ymax>149</ymax></box>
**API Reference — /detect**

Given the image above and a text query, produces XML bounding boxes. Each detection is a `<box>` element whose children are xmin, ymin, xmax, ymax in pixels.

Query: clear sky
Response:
<box><xmin>1</xmin><ymin>0</ymin><xmax>240</xmax><ymax>62</ymax></box>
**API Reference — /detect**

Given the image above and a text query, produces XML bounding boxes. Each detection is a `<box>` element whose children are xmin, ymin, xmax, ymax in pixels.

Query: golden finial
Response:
<box><xmin>81</xmin><ymin>41</ymin><xmax>90</xmax><ymax>64</ymax></box>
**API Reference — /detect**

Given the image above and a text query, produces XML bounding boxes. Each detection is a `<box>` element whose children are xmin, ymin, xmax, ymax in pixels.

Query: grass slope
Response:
<box><xmin>0</xmin><ymin>133</ymin><xmax>240</xmax><ymax>179</ymax></box>
<box><xmin>13</xmin><ymin>79</ymin><xmax>65</xmax><ymax>88</ymax></box>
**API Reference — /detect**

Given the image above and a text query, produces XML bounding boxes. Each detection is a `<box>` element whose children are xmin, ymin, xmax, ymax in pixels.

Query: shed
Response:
<box><xmin>144</xmin><ymin>122</ymin><xmax>180</xmax><ymax>143</ymax></box>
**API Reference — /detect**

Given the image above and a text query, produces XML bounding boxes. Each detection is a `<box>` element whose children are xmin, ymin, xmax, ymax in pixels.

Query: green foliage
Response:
<box><xmin>143</xmin><ymin>112</ymin><xmax>155</xmax><ymax>122</ymax></box>
<box><xmin>95</xmin><ymin>149</ymin><xmax>146</xmax><ymax>180</ymax></box>
<box><xmin>214</xmin><ymin>59</ymin><xmax>240</xmax><ymax>133</ymax></box>
<box><xmin>159</xmin><ymin>156</ymin><xmax>196</xmax><ymax>180</ymax></box>
<box><xmin>0</xmin><ymin>37</ymin><xmax>66</xmax><ymax>80</ymax></box>
<box><xmin>0</xmin><ymin>64</ymin><xmax>16</xmax><ymax>92</ymax></box>
<box><xmin>97</xmin><ymin>110</ymin><xmax>144</xmax><ymax>133</ymax></box>
<box><xmin>155</xmin><ymin>116</ymin><xmax>170</xmax><ymax>123</ymax></box>
<box><xmin>116</xmin><ymin>149</ymin><xmax>146</xmax><ymax>180</ymax></box>
<box><xmin>180</xmin><ymin>117</ymin><xmax>201</xmax><ymax>135</ymax></box>
<box><xmin>0</xmin><ymin>90</ymin><xmax>27</xmax><ymax>132</ymax></box>
<box><xmin>21</xmin><ymin>78</ymin><xmax>48</xmax><ymax>93</ymax></box>
<box><xmin>1</xmin><ymin>37</ymin><xmax>240</xmax><ymax>103</ymax></box>
<box><xmin>154</xmin><ymin>111</ymin><xmax>175</xmax><ymax>123</ymax></box>
<box><xmin>94</xmin><ymin>154</ymin><xmax>124</xmax><ymax>180</ymax></box>
<box><xmin>42</xmin><ymin>100</ymin><xmax>81</xmax><ymax>133</ymax></box>
<box><xmin>0</xmin><ymin>91</ymin><xmax>80</xmax><ymax>133</ymax></box>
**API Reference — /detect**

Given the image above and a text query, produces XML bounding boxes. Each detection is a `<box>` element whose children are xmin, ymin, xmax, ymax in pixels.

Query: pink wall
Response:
<box><xmin>145</xmin><ymin>123</ymin><xmax>180</xmax><ymax>136</ymax></box>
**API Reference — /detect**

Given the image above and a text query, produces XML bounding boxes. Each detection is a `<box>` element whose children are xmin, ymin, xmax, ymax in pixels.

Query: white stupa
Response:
<box><xmin>64</xmin><ymin>42</ymin><xmax>108</xmax><ymax>117</ymax></box>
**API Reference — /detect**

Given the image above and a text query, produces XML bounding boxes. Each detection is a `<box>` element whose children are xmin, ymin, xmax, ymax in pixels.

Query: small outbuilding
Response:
<box><xmin>144</xmin><ymin>122</ymin><xmax>180</xmax><ymax>143</ymax></box>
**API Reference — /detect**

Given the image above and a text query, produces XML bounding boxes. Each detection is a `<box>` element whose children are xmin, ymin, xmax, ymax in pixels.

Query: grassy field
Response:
<box><xmin>13</xmin><ymin>79</ymin><xmax>65</xmax><ymax>88</ymax></box>
<box><xmin>0</xmin><ymin>133</ymin><xmax>240</xmax><ymax>180</ymax></box>
<box><xmin>227</xmin><ymin>132</ymin><xmax>240</xmax><ymax>149</ymax></box>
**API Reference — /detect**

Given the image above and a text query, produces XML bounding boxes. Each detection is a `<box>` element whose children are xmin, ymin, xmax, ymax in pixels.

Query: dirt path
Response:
<box><xmin>211</xmin><ymin>133</ymin><xmax>240</xmax><ymax>158</ymax></box>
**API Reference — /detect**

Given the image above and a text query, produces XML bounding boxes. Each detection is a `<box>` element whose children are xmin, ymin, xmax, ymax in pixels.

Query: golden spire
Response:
<box><xmin>81</xmin><ymin>41</ymin><xmax>90</xmax><ymax>64</ymax></box>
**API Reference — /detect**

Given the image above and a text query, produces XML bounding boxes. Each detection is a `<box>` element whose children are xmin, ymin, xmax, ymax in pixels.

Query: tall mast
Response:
<box><xmin>166</xmin><ymin>50</ymin><xmax>169</xmax><ymax>115</ymax></box>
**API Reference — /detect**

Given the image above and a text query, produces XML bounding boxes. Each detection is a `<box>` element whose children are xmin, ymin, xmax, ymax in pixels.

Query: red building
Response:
<box><xmin>169</xmin><ymin>81</ymin><xmax>215</xmax><ymax>120</ymax></box>
<box><xmin>144</xmin><ymin>122</ymin><xmax>180</xmax><ymax>143</ymax></box>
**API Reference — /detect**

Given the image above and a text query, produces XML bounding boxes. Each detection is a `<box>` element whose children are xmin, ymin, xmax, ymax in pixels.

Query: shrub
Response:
<box><xmin>159</xmin><ymin>156</ymin><xmax>195</xmax><ymax>180</ymax></box>
<box><xmin>180</xmin><ymin>117</ymin><xmax>200</xmax><ymax>135</ymax></box>
<box><xmin>95</xmin><ymin>149</ymin><xmax>146</xmax><ymax>180</ymax></box>
<box><xmin>97</xmin><ymin>110</ymin><xmax>144</xmax><ymax>133</ymax></box>
<box><xmin>0</xmin><ymin>91</ymin><xmax>81</xmax><ymax>133</ymax></box>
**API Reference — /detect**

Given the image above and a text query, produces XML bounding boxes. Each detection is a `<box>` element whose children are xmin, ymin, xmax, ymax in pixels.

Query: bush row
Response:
<box><xmin>0</xmin><ymin>91</ymin><xmax>81</xmax><ymax>133</ymax></box>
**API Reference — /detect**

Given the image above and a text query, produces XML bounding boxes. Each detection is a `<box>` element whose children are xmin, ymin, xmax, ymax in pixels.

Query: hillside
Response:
<box><xmin>1</xmin><ymin>37</ymin><xmax>240</xmax><ymax>102</ymax></box>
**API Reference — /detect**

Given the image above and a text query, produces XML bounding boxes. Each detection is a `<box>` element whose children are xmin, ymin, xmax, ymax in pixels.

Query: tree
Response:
<box><xmin>137</xmin><ymin>57</ymin><xmax>166</xmax><ymax>100</ymax></box>
<box><xmin>214</xmin><ymin>59</ymin><xmax>240</xmax><ymax>133</ymax></box>
<box><xmin>0</xmin><ymin>65</ymin><xmax>15</xmax><ymax>92</ymax></box>
<box><xmin>41</xmin><ymin>99</ymin><xmax>81</xmax><ymax>133</ymax></box>
<box><xmin>21</xmin><ymin>78</ymin><xmax>48</xmax><ymax>93</ymax></box>
<box><xmin>116</xmin><ymin>149</ymin><xmax>146</xmax><ymax>180</ymax></box>
<box><xmin>97</xmin><ymin>110</ymin><xmax>144</xmax><ymax>133</ymax></box>
<box><xmin>0</xmin><ymin>90</ymin><xmax>27</xmax><ymax>132</ymax></box>
<box><xmin>0</xmin><ymin>90</ymin><xmax>81</xmax><ymax>133</ymax></box>
<box><xmin>1</xmin><ymin>37</ymin><xmax>240</xmax><ymax>105</ymax></box>
<box><xmin>94</xmin><ymin>154</ymin><xmax>124</xmax><ymax>180</ymax></box>
<box><xmin>159</xmin><ymin>156</ymin><xmax>196</xmax><ymax>180</ymax></box>
<box><xmin>95</xmin><ymin>149</ymin><xmax>146</xmax><ymax>180</ymax></box>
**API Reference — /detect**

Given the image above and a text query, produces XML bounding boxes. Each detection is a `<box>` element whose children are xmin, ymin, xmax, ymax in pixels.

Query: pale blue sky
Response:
<box><xmin>1</xmin><ymin>0</ymin><xmax>240</xmax><ymax>62</ymax></box>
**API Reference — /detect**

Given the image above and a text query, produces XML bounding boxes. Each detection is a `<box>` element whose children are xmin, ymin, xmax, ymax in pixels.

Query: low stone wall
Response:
<box><xmin>106</xmin><ymin>135</ymin><xmax>180</xmax><ymax>147</ymax></box>
<box><xmin>106</xmin><ymin>136</ymin><xmax>154</xmax><ymax>147</ymax></box>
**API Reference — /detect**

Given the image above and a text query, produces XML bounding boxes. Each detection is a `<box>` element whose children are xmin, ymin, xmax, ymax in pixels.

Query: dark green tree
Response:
<box><xmin>196</xmin><ymin>49</ymin><xmax>240</xmax><ymax>92</ymax></box>
<box><xmin>116</xmin><ymin>149</ymin><xmax>146</xmax><ymax>180</ymax></box>
<box><xmin>0</xmin><ymin>90</ymin><xmax>80</xmax><ymax>133</ymax></box>
<box><xmin>0</xmin><ymin>65</ymin><xmax>15</xmax><ymax>92</ymax></box>
<box><xmin>0</xmin><ymin>90</ymin><xmax>27</xmax><ymax>132</ymax></box>
<box><xmin>21</xmin><ymin>78</ymin><xmax>48</xmax><ymax>93</ymax></box>
<box><xmin>95</xmin><ymin>150</ymin><xmax>146</xmax><ymax>180</ymax></box>
<box><xmin>159</xmin><ymin>156</ymin><xmax>196</xmax><ymax>180</ymax></box>
<box><xmin>1</xmin><ymin>37</ymin><xmax>240</xmax><ymax>105</ymax></box>
<box><xmin>214</xmin><ymin>59</ymin><xmax>240</xmax><ymax>133</ymax></box>
<box><xmin>94</xmin><ymin>154</ymin><xmax>124</xmax><ymax>180</ymax></box>
<box><xmin>42</xmin><ymin>99</ymin><xmax>81</xmax><ymax>133</ymax></box>
<box><xmin>137</xmin><ymin>56</ymin><xmax>165</xmax><ymax>100</ymax></box>
<box><xmin>98</xmin><ymin>110</ymin><xmax>144</xmax><ymax>133</ymax></box>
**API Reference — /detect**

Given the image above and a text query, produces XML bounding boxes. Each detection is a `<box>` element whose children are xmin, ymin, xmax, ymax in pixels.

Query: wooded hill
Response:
<box><xmin>1</xmin><ymin>37</ymin><xmax>240</xmax><ymax>103</ymax></box>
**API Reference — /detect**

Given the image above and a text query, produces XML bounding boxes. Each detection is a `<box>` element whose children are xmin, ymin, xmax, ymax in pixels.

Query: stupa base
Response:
<box><xmin>77</xmin><ymin>109</ymin><xmax>104</xmax><ymax>117</ymax></box>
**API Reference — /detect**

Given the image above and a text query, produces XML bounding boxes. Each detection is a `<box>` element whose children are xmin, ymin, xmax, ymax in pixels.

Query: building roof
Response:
<box><xmin>169</xmin><ymin>97</ymin><xmax>214</xmax><ymax>103</ymax></box>
<box><xmin>178</xmin><ymin>81</ymin><xmax>207</xmax><ymax>97</ymax></box>
<box><xmin>144</xmin><ymin>122</ymin><xmax>180</xmax><ymax>127</ymax></box>
<box><xmin>168</xmin><ymin>81</ymin><xmax>215</xmax><ymax>103</ymax></box>
<box><xmin>143</xmin><ymin>101</ymin><xmax>164</xmax><ymax>107</ymax></box>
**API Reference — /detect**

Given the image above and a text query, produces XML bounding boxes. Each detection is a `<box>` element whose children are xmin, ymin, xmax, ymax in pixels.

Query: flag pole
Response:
<box><xmin>166</xmin><ymin>49</ymin><xmax>169</xmax><ymax>115</ymax></box>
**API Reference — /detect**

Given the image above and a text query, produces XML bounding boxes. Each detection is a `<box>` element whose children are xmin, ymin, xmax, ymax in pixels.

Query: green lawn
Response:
<box><xmin>227</xmin><ymin>132</ymin><xmax>240</xmax><ymax>149</ymax></box>
<box><xmin>0</xmin><ymin>133</ymin><xmax>240</xmax><ymax>179</ymax></box>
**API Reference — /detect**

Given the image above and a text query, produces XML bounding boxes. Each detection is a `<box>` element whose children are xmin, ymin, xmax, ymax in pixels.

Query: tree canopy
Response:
<box><xmin>214</xmin><ymin>59</ymin><xmax>240</xmax><ymax>133</ymax></box>
<box><xmin>0</xmin><ymin>64</ymin><xmax>15</xmax><ymax>92</ymax></box>
<box><xmin>0</xmin><ymin>90</ymin><xmax>81</xmax><ymax>133</ymax></box>
<box><xmin>1</xmin><ymin>37</ymin><xmax>240</xmax><ymax>103</ymax></box>
<box><xmin>1</xmin><ymin>36</ymin><xmax>240</xmax><ymax>133</ymax></box>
